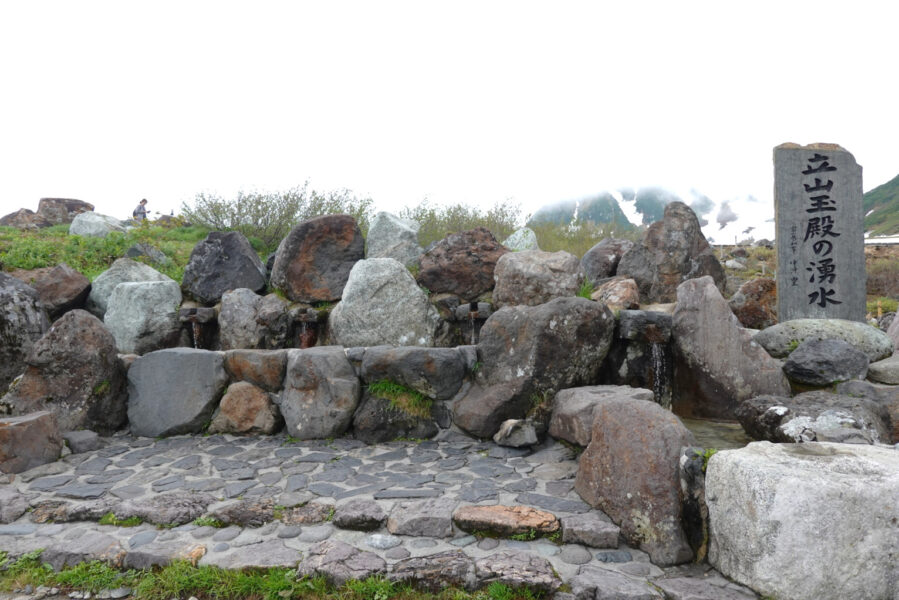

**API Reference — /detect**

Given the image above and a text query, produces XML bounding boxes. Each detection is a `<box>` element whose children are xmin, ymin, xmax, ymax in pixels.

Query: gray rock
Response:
<box><xmin>754</xmin><ymin>318</ymin><xmax>894</xmax><ymax>362</ymax></box>
<box><xmin>181</xmin><ymin>231</ymin><xmax>266</xmax><ymax>304</ymax></box>
<box><xmin>570</xmin><ymin>565</ymin><xmax>661</xmax><ymax>600</ymax></box>
<box><xmin>672</xmin><ymin>276</ymin><xmax>790</xmax><ymax>420</ymax></box>
<box><xmin>0</xmin><ymin>412</ymin><xmax>63</xmax><ymax>474</ymax></box>
<box><xmin>105</xmin><ymin>281</ymin><xmax>182</xmax><ymax>355</ymax></box>
<box><xmin>387</xmin><ymin>497</ymin><xmax>458</xmax><ymax>538</ymax></box>
<box><xmin>218</xmin><ymin>288</ymin><xmax>266</xmax><ymax>350</ymax></box>
<box><xmin>365</xmin><ymin>212</ymin><xmax>423</xmax><ymax>267</ymax></box>
<box><xmin>618</xmin><ymin>202</ymin><xmax>725</xmax><ymax>303</ymax></box>
<box><xmin>867</xmin><ymin>353</ymin><xmax>899</xmax><ymax>385</ymax></box>
<box><xmin>279</xmin><ymin>347</ymin><xmax>360</xmax><ymax>440</ymax></box>
<box><xmin>492</xmin><ymin>250</ymin><xmax>584</xmax><ymax>308</ymax></box>
<box><xmin>128</xmin><ymin>530</ymin><xmax>158</xmax><ymax>549</ymax></box>
<box><xmin>502</xmin><ymin>227</ymin><xmax>539</xmax><ymax>252</ymax></box>
<box><xmin>559</xmin><ymin>545</ymin><xmax>593</xmax><ymax>565</ymax></box>
<box><xmin>560</xmin><ymin>513</ymin><xmax>620</xmax><ymax>548</ymax></box>
<box><xmin>707</xmin><ymin>442</ymin><xmax>899</xmax><ymax>600</ymax></box>
<box><xmin>333</xmin><ymin>499</ymin><xmax>386</xmax><ymax>531</ymax></box>
<box><xmin>68</xmin><ymin>212</ymin><xmax>126</xmax><ymax>238</ymax></box>
<box><xmin>39</xmin><ymin>530</ymin><xmax>124</xmax><ymax>570</ymax></box>
<box><xmin>390</xmin><ymin>551</ymin><xmax>478</xmax><ymax>592</ymax></box>
<box><xmin>298</xmin><ymin>524</ymin><xmax>334</xmax><ymax>543</ymax></box>
<box><xmin>127</xmin><ymin>349</ymin><xmax>229</xmax><ymax>437</ymax></box>
<box><xmin>575</xmin><ymin>398</ymin><xmax>695</xmax><ymax>565</ymax></box>
<box><xmin>271</xmin><ymin>214</ymin><xmax>364</xmax><ymax>302</ymax></box>
<box><xmin>206</xmin><ymin>539</ymin><xmax>299</xmax><ymax>569</ymax></box>
<box><xmin>0</xmin><ymin>488</ymin><xmax>29</xmax><ymax>523</ymax></box>
<box><xmin>352</xmin><ymin>392</ymin><xmax>438</xmax><ymax>444</ymax></box>
<box><xmin>782</xmin><ymin>338</ymin><xmax>869</xmax><ymax>386</ymax></box>
<box><xmin>581</xmin><ymin>238</ymin><xmax>634</xmax><ymax>283</ymax></box>
<box><xmin>595</xmin><ymin>550</ymin><xmax>632</xmax><ymax>563</ymax></box>
<box><xmin>360</xmin><ymin>346</ymin><xmax>466</xmax><ymax>400</ymax></box>
<box><xmin>0</xmin><ymin>273</ymin><xmax>49</xmax><ymax>392</ymax></box>
<box><xmin>296</xmin><ymin>540</ymin><xmax>386</xmax><ymax>587</ymax></box>
<box><xmin>62</xmin><ymin>430</ymin><xmax>101</xmax><ymax>454</ymax></box>
<box><xmin>474</xmin><ymin>551</ymin><xmax>560</xmax><ymax>593</ymax></box>
<box><xmin>549</xmin><ymin>385</ymin><xmax>655</xmax><ymax>447</ymax></box>
<box><xmin>887</xmin><ymin>314</ymin><xmax>899</xmax><ymax>353</ymax></box>
<box><xmin>4</xmin><ymin>310</ymin><xmax>127</xmax><ymax>434</ymax></box>
<box><xmin>736</xmin><ymin>391</ymin><xmax>891</xmax><ymax>445</ymax></box>
<box><xmin>117</xmin><ymin>491</ymin><xmax>217</xmax><ymax>526</ymax></box>
<box><xmin>653</xmin><ymin>575</ymin><xmax>759</xmax><ymax>600</ymax></box>
<box><xmin>492</xmin><ymin>419</ymin><xmax>538</xmax><ymax>447</ymax></box>
<box><xmin>329</xmin><ymin>258</ymin><xmax>443</xmax><ymax>348</ymax></box>
<box><xmin>364</xmin><ymin>533</ymin><xmax>403</xmax><ymax>549</ymax></box>
<box><xmin>86</xmin><ymin>258</ymin><xmax>173</xmax><ymax>319</ymax></box>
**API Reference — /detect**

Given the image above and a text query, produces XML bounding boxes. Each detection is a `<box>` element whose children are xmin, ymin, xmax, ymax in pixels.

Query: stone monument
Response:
<box><xmin>774</xmin><ymin>143</ymin><xmax>865</xmax><ymax>322</ymax></box>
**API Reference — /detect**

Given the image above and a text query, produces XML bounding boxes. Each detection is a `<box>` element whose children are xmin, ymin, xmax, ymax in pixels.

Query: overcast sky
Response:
<box><xmin>1</xmin><ymin>1</ymin><xmax>896</xmax><ymax>242</ymax></box>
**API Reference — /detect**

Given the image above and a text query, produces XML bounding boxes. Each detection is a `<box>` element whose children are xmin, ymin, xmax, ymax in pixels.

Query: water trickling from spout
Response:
<box><xmin>651</xmin><ymin>342</ymin><xmax>670</xmax><ymax>410</ymax></box>
<box><xmin>191</xmin><ymin>321</ymin><xmax>201</xmax><ymax>349</ymax></box>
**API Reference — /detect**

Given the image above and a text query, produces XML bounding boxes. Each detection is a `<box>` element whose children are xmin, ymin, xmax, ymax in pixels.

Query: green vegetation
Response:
<box><xmin>0</xmin><ymin>552</ymin><xmax>543</xmax><ymax>600</ymax></box>
<box><xmin>367</xmin><ymin>380</ymin><xmax>433</xmax><ymax>419</ymax></box>
<box><xmin>863</xmin><ymin>173</ymin><xmax>899</xmax><ymax>236</ymax></box>
<box><xmin>694</xmin><ymin>448</ymin><xmax>718</xmax><ymax>474</ymax></box>
<box><xmin>867</xmin><ymin>296</ymin><xmax>899</xmax><ymax>315</ymax></box>
<box><xmin>191</xmin><ymin>516</ymin><xmax>226</xmax><ymax>528</ymax></box>
<box><xmin>576</xmin><ymin>280</ymin><xmax>594</xmax><ymax>300</ymax></box>
<box><xmin>181</xmin><ymin>184</ymin><xmax>374</xmax><ymax>254</ymax></box>
<box><xmin>866</xmin><ymin>258</ymin><xmax>899</xmax><ymax>299</ymax></box>
<box><xmin>97</xmin><ymin>512</ymin><xmax>143</xmax><ymax>527</ymax></box>
<box><xmin>0</xmin><ymin>224</ymin><xmax>205</xmax><ymax>281</ymax></box>
<box><xmin>399</xmin><ymin>198</ymin><xmax>521</xmax><ymax>249</ymax></box>
<box><xmin>786</xmin><ymin>340</ymin><xmax>800</xmax><ymax>354</ymax></box>
<box><xmin>508</xmin><ymin>529</ymin><xmax>537</xmax><ymax>542</ymax></box>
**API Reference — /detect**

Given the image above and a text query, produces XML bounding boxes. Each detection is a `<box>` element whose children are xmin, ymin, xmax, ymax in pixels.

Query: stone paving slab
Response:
<box><xmin>0</xmin><ymin>432</ymin><xmax>757</xmax><ymax>598</ymax></box>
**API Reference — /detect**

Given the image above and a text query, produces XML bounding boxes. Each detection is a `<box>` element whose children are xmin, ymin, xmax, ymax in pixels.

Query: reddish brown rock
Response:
<box><xmin>223</xmin><ymin>350</ymin><xmax>287</xmax><ymax>392</ymax></box>
<box><xmin>0</xmin><ymin>208</ymin><xmax>50</xmax><ymax>229</ymax></box>
<box><xmin>728</xmin><ymin>278</ymin><xmax>777</xmax><ymax>330</ymax></box>
<box><xmin>12</xmin><ymin>263</ymin><xmax>91</xmax><ymax>320</ymax></box>
<box><xmin>270</xmin><ymin>214</ymin><xmax>364</xmax><ymax>302</ymax></box>
<box><xmin>0</xmin><ymin>412</ymin><xmax>63</xmax><ymax>474</ymax></box>
<box><xmin>574</xmin><ymin>397</ymin><xmax>696</xmax><ymax>566</ymax></box>
<box><xmin>279</xmin><ymin>502</ymin><xmax>334</xmax><ymax>524</ymax></box>
<box><xmin>492</xmin><ymin>250</ymin><xmax>584</xmax><ymax>308</ymax></box>
<box><xmin>36</xmin><ymin>198</ymin><xmax>94</xmax><ymax>225</ymax></box>
<box><xmin>208</xmin><ymin>381</ymin><xmax>282</xmax><ymax>435</ymax></box>
<box><xmin>416</xmin><ymin>227</ymin><xmax>509</xmax><ymax>302</ymax></box>
<box><xmin>4</xmin><ymin>310</ymin><xmax>127</xmax><ymax>434</ymax></box>
<box><xmin>591</xmin><ymin>277</ymin><xmax>640</xmax><ymax>311</ymax></box>
<box><xmin>617</xmin><ymin>202</ymin><xmax>725</xmax><ymax>303</ymax></box>
<box><xmin>453</xmin><ymin>505</ymin><xmax>559</xmax><ymax>536</ymax></box>
<box><xmin>0</xmin><ymin>273</ymin><xmax>49</xmax><ymax>391</ymax></box>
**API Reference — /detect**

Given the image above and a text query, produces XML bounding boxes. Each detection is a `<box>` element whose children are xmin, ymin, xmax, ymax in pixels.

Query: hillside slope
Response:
<box><xmin>864</xmin><ymin>173</ymin><xmax>899</xmax><ymax>236</ymax></box>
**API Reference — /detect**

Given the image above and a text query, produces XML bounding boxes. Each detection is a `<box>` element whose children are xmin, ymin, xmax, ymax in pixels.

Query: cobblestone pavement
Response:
<box><xmin>0</xmin><ymin>431</ymin><xmax>758</xmax><ymax>599</ymax></box>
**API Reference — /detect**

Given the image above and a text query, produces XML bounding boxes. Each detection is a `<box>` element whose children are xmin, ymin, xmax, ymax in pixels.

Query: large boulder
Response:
<box><xmin>208</xmin><ymin>381</ymin><xmax>282</xmax><ymax>435</ymax></box>
<box><xmin>727</xmin><ymin>277</ymin><xmax>777</xmax><ymax>330</ymax></box>
<box><xmin>328</xmin><ymin>259</ymin><xmax>443</xmax><ymax>348</ymax></box>
<box><xmin>0</xmin><ymin>274</ymin><xmax>49</xmax><ymax>392</ymax></box>
<box><xmin>672</xmin><ymin>276</ymin><xmax>790</xmax><ymax>419</ymax></box>
<box><xmin>104</xmin><ymin>281</ymin><xmax>182</xmax><ymax>355</ymax></box>
<box><xmin>68</xmin><ymin>212</ymin><xmax>127</xmax><ymax>237</ymax></box>
<box><xmin>351</xmin><ymin>392</ymin><xmax>438</xmax><ymax>443</ymax></box>
<box><xmin>867</xmin><ymin>354</ymin><xmax>899</xmax><ymax>385</ymax></box>
<box><xmin>549</xmin><ymin>385</ymin><xmax>655</xmax><ymax>447</ymax></box>
<box><xmin>574</xmin><ymin>398</ymin><xmax>696</xmax><ymax>566</ymax></box>
<box><xmin>416</xmin><ymin>227</ymin><xmax>509</xmax><ymax>302</ymax></box>
<box><xmin>181</xmin><ymin>231</ymin><xmax>266</xmax><ymax>304</ymax></box>
<box><xmin>4</xmin><ymin>310</ymin><xmax>127</xmax><ymax>434</ymax></box>
<box><xmin>581</xmin><ymin>238</ymin><xmax>634</xmax><ymax>284</ymax></box>
<box><xmin>359</xmin><ymin>346</ymin><xmax>466</xmax><ymax>400</ymax></box>
<box><xmin>36</xmin><ymin>198</ymin><xmax>95</xmax><ymax>225</ymax></box>
<box><xmin>835</xmin><ymin>380</ymin><xmax>899</xmax><ymax>444</ymax></box>
<box><xmin>707</xmin><ymin>442</ymin><xmax>899</xmax><ymax>600</ymax></box>
<box><xmin>887</xmin><ymin>314</ymin><xmax>899</xmax><ymax>353</ymax></box>
<box><xmin>278</xmin><ymin>347</ymin><xmax>360</xmax><ymax>440</ymax></box>
<box><xmin>270</xmin><ymin>214</ymin><xmax>364</xmax><ymax>302</ymax></box>
<box><xmin>0</xmin><ymin>412</ymin><xmax>63</xmax><ymax>474</ymax></box>
<box><xmin>617</xmin><ymin>202</ymin><xmax>725</xmax><ymax>303</ymax></box>
<box><xmin>735</xmin><ymin>391</ymin><xmax>891</xmax><ymax>445</ymax></box>
<box><xmin>501</xmin><ymin>227</ymin><xmax>539</xmax><ymax>252</ymax></box>
<box><xmin>86</xmin><ymin>258</ymin><xmax>174</xmax><ymax>318</ymax></box>
<box><xmin>223</xmin><ymin>349</ymin><xmax>287</xmax><ymax>392</ymax></box>
<box><xmin>455</xmin><ymin>297</ymin><xmax>615</xmax><ymax>438</ymax></box>
<box><xmin>0</xmin><ymin>208</ymin><xmax>50</xmax><ymax>229</ymax></box>
<box><xmin>12</xmin><ymin>264</ymin><xmax>91</xmax><ymax>320</ymax></box>
<box><xmin>218</xmin><ymin>289</ymin><xmax>290</xmax><ymax>350</ymax></box>
<box><xmin>365</xmin><ymin>211</ymin><xmax>423</xmax><ymax>267</ymax></box>
<box><xmin>127</xmin><ymin>349</ymin><xmax>229</xmax><ymax>437</ymax></box>
<box><xmin>782</xmin><ymin>339</ymin><xmax>869</xmax><ymax>386</ymax></box>
<box><xmin>753</xmin><ymin>318</ymin><xmax>893</xmax><ymax>362</ymax></box>
<box><xmin>590</xmin><ymin>277</ymin><xmax>640</xmax><ymax>311</ymax></box>
<box><xmin>492</xmin><ymin>250</ymin><xmax>584</xmax><ymax>308</ymax></box>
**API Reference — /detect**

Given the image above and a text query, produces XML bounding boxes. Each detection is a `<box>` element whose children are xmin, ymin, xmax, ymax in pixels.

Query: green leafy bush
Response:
<box><xmin>181</xmin><ymin>184</ymin><xmax>374</xmax><ymax>254</ymax></box>
<box><xmin>399</xmin><ymin>198</ymin><xmax>522</xmax><ymax>248</ymax></box>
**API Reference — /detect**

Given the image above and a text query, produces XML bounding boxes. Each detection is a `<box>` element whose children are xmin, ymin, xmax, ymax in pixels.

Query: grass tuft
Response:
<box><xmin>367</xmin><ymin>380</ymin><xmax>433</xmax><ymax>419</ymax></box>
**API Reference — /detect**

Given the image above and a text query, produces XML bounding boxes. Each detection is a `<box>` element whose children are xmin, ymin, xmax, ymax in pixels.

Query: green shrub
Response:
<box><xmin>399</xmin><ymin>198</ymin><xmax>522</xmax><ymax>248</ymax></box>
<box><xmin>181</xmin><ymin>184</ymin><xmax>373</xmax><ymax>254</ymax></box>
<box><xmin>367</xmin><ymin>379</ymin><xmax>432</xmax><ymax>419</ymax></box>
<box><xmin>867</xmin><ymin>258</ymin><xmax>899</xmax><ymax>299</ymax></box>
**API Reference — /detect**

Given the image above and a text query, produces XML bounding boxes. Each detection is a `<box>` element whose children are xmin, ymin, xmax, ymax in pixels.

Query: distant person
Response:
<box><xmin>133</xmin><ymin>198</ymin><xmax>148</xmax><ymax>222</ymax></box>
